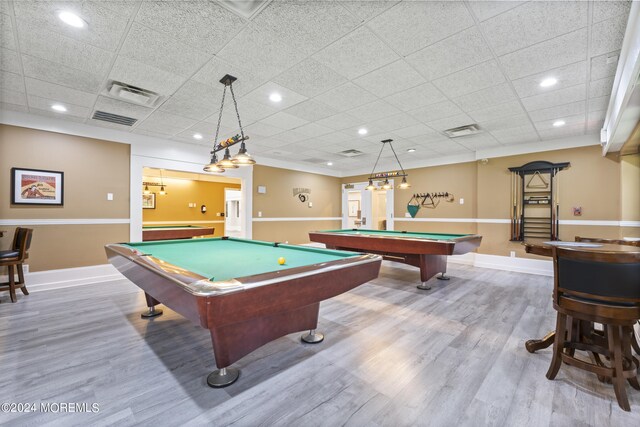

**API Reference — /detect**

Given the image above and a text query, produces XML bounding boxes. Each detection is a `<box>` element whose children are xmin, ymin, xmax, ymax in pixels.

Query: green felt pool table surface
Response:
<box><xmin>124</xmin><ymin>237</ymin><xmax>359</xmax><ymax>282</ymax></box>
<box><xmin>319</xmin><ymin>229</ymin><xmax>470</xmax><ymax>240</ymax></box>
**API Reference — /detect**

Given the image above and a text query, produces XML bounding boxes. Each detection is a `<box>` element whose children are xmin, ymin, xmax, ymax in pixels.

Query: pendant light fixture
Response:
<box><xmin>158</xmin><ymin>169</ymin><xmax>166</xmax><ymax>195</ymax></box>
<box><xmin>366</xmin><ymin>139</ymin><xmax>410</xmax><ymax>191</ymax></box>
<box><xmin>143</xmin><ymin>185</ymin><xmax>150</xmax><ymax>195</ymax></box>
<box><xmin>203</xmin><ymin>74</ymin><xmax>255</xmax><ymax>172</ymax></box>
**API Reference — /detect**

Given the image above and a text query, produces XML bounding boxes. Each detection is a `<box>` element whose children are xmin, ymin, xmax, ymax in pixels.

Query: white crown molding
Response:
<box><xmin>0</xmin><ymin>218</ymin><xmax>130</xmax><ymax>226</ymax></box>
<box><xmin>253</xmin><ymin>217</ymin><xmax>341</xmax><ymax>222</ymax></box>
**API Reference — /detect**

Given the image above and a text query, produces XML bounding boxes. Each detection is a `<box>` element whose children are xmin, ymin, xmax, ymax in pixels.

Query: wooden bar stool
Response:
<box><xmin>0</xmin><ymin>228</ymin><xmax>33</xmax><ymax>303</ymax></box>
<box><xmin>546</xmin><ymin>246</ymin><xmax>640</xmax><ymax>411</ymax></box>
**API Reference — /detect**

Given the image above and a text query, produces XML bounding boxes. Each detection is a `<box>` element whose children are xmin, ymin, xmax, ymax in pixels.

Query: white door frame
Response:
<box><xmin>342</xmin><ymin>181</ymin><xmax>394</xmax><ymax>230</ymax></box>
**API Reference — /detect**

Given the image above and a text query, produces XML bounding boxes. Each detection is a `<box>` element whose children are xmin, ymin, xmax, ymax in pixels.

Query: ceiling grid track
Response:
<box><xmin>584</xmin><ymin>1</ymin><xmax>595</xmax><ymax>136</ymax></box>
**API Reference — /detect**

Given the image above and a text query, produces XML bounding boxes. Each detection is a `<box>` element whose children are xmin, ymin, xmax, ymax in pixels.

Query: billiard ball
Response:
<box><xmin>278</xmin><ymin>257</ymin><xmax>286</xmax><ymax>265</ymax></box>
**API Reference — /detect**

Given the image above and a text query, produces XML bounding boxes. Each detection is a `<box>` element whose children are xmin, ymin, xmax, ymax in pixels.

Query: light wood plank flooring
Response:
<box><xmin>1</xmin><ymin>262</ymin><xmax>639</xmax><ymax>426</ymax></box>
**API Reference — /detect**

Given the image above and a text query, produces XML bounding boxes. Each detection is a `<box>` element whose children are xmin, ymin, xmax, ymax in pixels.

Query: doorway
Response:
<box><xmin>342</xmin><ymin>182</ymin><xmax>394</xmax><ymax>230</ymax></box>
<box><xmin>225</xmin><ymin>189</ymin><xmax>242</xmax><ymax>237</ymax></box>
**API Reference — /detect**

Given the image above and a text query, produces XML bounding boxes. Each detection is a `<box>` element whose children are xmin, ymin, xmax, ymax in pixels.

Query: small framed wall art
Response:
<box><xmin>11</xmin><ymin>167</ymin><xmax>64</xmax><ymax>205</ymax></box>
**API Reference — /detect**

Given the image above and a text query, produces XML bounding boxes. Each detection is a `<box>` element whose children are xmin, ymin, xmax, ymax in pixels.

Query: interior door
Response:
<box><xmin>225</xmin><ymin>189</ymin><xmax>242</xmax><ymax>237</ymax></box>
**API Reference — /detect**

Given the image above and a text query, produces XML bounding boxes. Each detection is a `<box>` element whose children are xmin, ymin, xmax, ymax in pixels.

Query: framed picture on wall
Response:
<box><xmin>348</xmin><ymin>200</ymin><xmax>360</xmax><ymax>217</ymax></box>
<box><xmin>142</xmin><ymin>193</ymin><xmax>156</xmax><ymax>209</ymax></box>
<box><xmin>11</xmin><ymin>167</ymin><xmax>64</xmax><ymax>205</ymax></box>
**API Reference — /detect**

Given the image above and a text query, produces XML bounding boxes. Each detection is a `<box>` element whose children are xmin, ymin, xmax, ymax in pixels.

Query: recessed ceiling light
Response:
<box><xmin>326</xmin><ymin>162</ymin><xmax>333</xmax><ymax>166</ymax></box>
<box><xmin>193</xmin><ymin>133</ymin><xmax>203</xmax><ymax>140</ymax></box>
<box><xmin>553</xmin><ymin>120</ymin><xmax>566</xmax><ymax>127</ymax></box>
<box><xmin>407</xmin><ymin>148</ymin><xmax>416</xmax><ymax>153</ymax></box>
<box><xmin>540</xmin><ymin>77</ymin><xmax>558</xmax><ymax>88</ymax></box>
<box><xmin>58</xmin><ymin>11</ymin><xmax>86</xmax><ymax>28</ymax></box>
<box><xmin>269</xmin><ymin>93</ymin><xmax>282</xmax><ymax>103</ymax></box>
<box><xmin>51</xmin><ymin>104</ymin><xmax>67</xmax><ymax>112</ymax></box>
<box><xmin>358</xmin><ymin>128</ymin><xmax>367</xmax><ymax>135</ymax></box>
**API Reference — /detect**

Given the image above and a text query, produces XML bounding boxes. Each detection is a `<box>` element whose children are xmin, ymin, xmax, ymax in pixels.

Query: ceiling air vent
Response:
<box><xmin>443</xmin><ymin>124</ymin><xmax>482</xmax><ymax>138</ymax></box>
<box><xmin>92</xmin><ymin>110</ymin><xmax>138</xmax><ymax>126</ymax></box>
<box><xmin>106</xmin><ymin>80</ymin><xmax>161</xmax><ymax>107</ymax></box>
<box><xmin>338</xmin><ymin>149</ymin><xmax>364</xmax><ymax>157</ymax></box>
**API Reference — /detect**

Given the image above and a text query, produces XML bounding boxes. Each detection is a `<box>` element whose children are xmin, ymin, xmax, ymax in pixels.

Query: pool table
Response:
<box><xmin>309</xmin><ymin>229</ymin><xmax>482</xmax><ymax>290</ymax></box>
<box><xmin>142</xmin><ymin>225</ymin><xmax>214</xmax><ymax>241</ymax></box>
<box><xmin>105</xmin><ymin>237</ymin><xmax>381</xmax><ymax>387</ymax></box>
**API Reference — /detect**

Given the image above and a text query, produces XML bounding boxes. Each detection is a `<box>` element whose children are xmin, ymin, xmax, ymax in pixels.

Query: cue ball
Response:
<box><xmin>278</xmin><ymin>257</ymin><xmax>286</xmax><ymax>265</ymax></box>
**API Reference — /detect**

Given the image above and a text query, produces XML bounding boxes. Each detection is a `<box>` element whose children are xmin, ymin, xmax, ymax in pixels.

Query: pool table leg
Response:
<box><xmin>207</xmin><ymin>367</ymin><xmax>240</xmax><ymax>388</ymax></box>
<box><xmin>301</xmin><ymin>329</ymin><xmax>324</xmax><ymax>344</ymax></box>
<box><xmin>141</xmin><ymin>292</ymin><xmax>163</xmax><ymax>318</ymax></box>
<box><xmin>417</xmin><ymin>255</ymin><xmax>448</xmax><ymax>290</ymax></box>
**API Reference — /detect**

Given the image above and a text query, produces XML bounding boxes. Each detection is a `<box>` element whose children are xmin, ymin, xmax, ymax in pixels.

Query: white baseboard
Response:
<box><xmin>0</xmin><ymin>264</ymin><xmax>123</xmax><ymax>293</ymax></box>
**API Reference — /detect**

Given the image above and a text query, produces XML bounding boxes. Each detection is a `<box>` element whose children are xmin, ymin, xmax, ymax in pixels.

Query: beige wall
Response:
<box><xmin>621</xmin><ymin>154</ymin><xmax>640</xmax><ymax>222</ymax></box>
<box><xmin>0</xmin><ymin>124</ymin><xmax>130</xmax><ymax>271</ymax></box>
<box><xmin>142</xmin><ymin>177</ymin><xmax>240</xmax><ymax>237</ymax></box>
<box><xmin>252</xmin><ymin>165</ymin><xmax>341</xmax><ymax>243</ymax></box>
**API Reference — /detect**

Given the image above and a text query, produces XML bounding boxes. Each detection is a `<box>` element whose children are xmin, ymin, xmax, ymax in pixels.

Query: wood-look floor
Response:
<box><xmin>1</xmin><ymin>262</ymin><xmax>639</xmax><ymax>426</ymax></box>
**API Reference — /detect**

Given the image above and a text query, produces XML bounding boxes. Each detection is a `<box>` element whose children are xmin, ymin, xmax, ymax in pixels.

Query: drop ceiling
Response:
<box><xmin>0</xmin><ymin>0</ymin><xmax>634</xmax><ymax>174</ymax></box>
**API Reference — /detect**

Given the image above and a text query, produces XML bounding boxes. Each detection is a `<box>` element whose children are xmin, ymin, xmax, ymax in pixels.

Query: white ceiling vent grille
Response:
<box><xmin>443</xmin><ymin>124</ymin><xmax>482</xmax><ymax>138</ymax></box>
<box><xmin>217</xmin><ymin>0</ymin><xmax>273</xmax><ymax>19</ymax></box>
<box><xmin>338</xmin><ymin>149</ymin><xmax>364</xmax><ymax>157</ymax></box>
<box><xmin>106</xmin><ymin>81</ymin><xmax>161</xmax><ymax>107</ymax></box>
<box><xmin>92</xmin><ymin>111</ymin><xmax>138</xmax><ymax>126</ymax></box>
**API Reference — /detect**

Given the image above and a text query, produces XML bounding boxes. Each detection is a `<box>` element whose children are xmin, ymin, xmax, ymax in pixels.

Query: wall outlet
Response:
<box><xmin>510</xmin><ymin>251</ymin><xmax>516</xmax><ymax>258</ymax></box>
<box><xmin>107</xmin><ymin>193</ymin><xmax>113</xmax><ymax>201</ymax></box>
<box><xmin>258</xmin><ymin>211</ymin><xmax>262</xmax><ymax>217</ymax></box>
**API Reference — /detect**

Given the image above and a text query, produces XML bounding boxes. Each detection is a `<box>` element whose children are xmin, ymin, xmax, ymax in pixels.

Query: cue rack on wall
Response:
<box><xmin>509</xmin><ymin>160</ymin><xmax>569</xmax><ymax>241</ymax></box>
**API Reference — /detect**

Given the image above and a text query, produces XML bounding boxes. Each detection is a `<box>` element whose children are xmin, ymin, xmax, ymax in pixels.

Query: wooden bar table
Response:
<box><xmin>523</xmin><ymin>239</ymin><xmax>640</xmax><ymax>353</ymax></box>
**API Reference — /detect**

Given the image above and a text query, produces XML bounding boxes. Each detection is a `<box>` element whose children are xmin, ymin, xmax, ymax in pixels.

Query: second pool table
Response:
<box><xmin>309</xmin><ymin>229</ymin><xmax>482</xmax><ymax>289</ymax></box>
<box><xmin>142</xmin><ymin>225</ymin><xmax>215</xmax><ymax>241</ymax></box>
<box><xmin>105</xmin><ymin>237</ymin><xmax>381</xmax><ymax>387</ymax></box>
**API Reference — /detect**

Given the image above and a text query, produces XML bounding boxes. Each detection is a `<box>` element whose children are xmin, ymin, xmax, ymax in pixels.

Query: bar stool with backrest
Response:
<box><xmin>0</xmin><ymin>227</ymin><xmax>33</xmax><ymax>302</ymax></box>
<box><xmin>546</xmin><ymin>246</ymin><xmax>640</xmax><ymax>411</ymax></box>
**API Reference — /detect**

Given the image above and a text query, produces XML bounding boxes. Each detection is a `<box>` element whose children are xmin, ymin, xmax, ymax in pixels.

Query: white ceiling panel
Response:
<box><xmin>27</xmin><ymin>94</ymin><xmax>89</xmax><ymax>118</ymax></box>
<box><xmin>491</xmin><ymin>124</ymin><xmax>539</xmax><ymax>144</ymax></box>
<box><xmin>392</xmin><ymin>123</ymin><xmax>438</xmax><ymax>139</ymax></box>
<box><xmin>480</xmin><ymin>113</ymin><xmax>533</xmax><ymax>131</ymax></box>
<box><xmin>456</xmin><ymin>133</ymin><xmax>502</xmax><ymax>150</ymax></box>
<box><xmin>384</xmin><ymin>82</ymin><xmax>447</xmax><ymax>112</ymax></box>
<box><xmin>0</xmin><ymin>47</ymin><xmax>21</xmax><ymax>74</ymax></box>
<box><xmin>340</xmin><ymin>1</ymin><xmax>400</xmax><ymax>22</ymax></box>
<box><xmin>1</xmin><ymin>13</ymin><xmax>16</xmax><ymax>50</ymax></box>
<box><xmin>590</xmin><ymin>51</ymin><xmax>621</xmax><ymax>80</ymax></box>
<box><xmin>0</xmin><ymin>70</ymin><xmax>24</xmax><ymax>92</ymax></box>
<box><xmin>409</xmin><ymin>100</ymin><xmax>464</xmax><ymax>123</ymax></box>
<box><xmin>119</xmin><ymin>23</ymin><xmax>212</xmax><ymax>78</ymax></box>
<box><xmin>243</xmin><ymin>81</ymin><xmax>307</xmax><ymax>110</ymax></box>
<box><xmin>0</xmin><ymin>102</ymin><xmax>28</xmax><ymax>113</ymax></box>
<box><xmin>521</xmin><ymin>84</ymin><xmax>586</xmax><ymax>112</ymax></box>
<box><xmin>499</xmin><ymin>28</ymin><xmax>588</xmax><ymax>80</ymax></box>
<box><xmin>467</xmin><ymin>100</ymin><xmax>525</xmax><ymax>123</ymax></box>
<box><xmin>433</xmin><ymin>60</ymin><xmax>506</xmax><ymax>99</ymax></box>
<box><xmin>12</xmin><ymin>1</ymin><xmax>129</xmax><ymax>51</ymax></box>
<box><xmin>135</xmin><ymin>0</ymin><xmax>246</xmax><ymax>55</ymax></box>
<box><xmin>192</xmin><ymin>56</ymin><xmax>265</xmax><ymax>98</ymax></box>
<box><xmin>590</xmin><ymin>14</ymin><xmax>629</xmax><ymax>57</ymax></box>
<box><xmin>245</xmin><ymin>121</ymin><xmax>286</xmax><ymax>138</ymax></box>
<box><xmin>259</xmin><ymin>111</ymin><xmax>309</xmax><ymax>130</ymax></box>
<box><xmin>538</xmin><ymin>123</ymin><xmax>585</xmax><ymax>140</ymax></box>
<box><xmin>109</xmin><ymin>56</ymin><xmax>186</xmax><ymax>97</ymax></box>
<box><xmin>364</xmin><ymin>113</ymin><xmax>420</xmax><ymax>134</ymax></box>
<box><xmin>24</xmin><ymin>77</ymin><xmax>96</xmax><ymax>108</ymax></box>
<box><xmin>315</xmin><ymin>82</ymin><xmax>377</xmax><ymax>112</ymax></box>
<box><xmin>137</xmin><ymin>110</ymin><xmax>198</xmax><ymax>136</ymax></box>
<box><xmin>353</xmin><ymin>60</ymin><xmax>425</xmax><ymax>98</ymax></box>
<box><xmin>312</xmin><ymin>26</ymin><xmax>399</xmax><ymax>80</ymax></box>
<box><xmin>273</xmin><ymin>58</ymin><xmax>348</xmax><ymax>98</ymax></box>
<box><xmin>511</xmin><ymin>61</ymin><xmax>587</xmax><ymax>99</ymax></box>
<box><xmin>21</xmin><ymin>54</ymin><xmax>103</xmax><ymax>93</ymax></box>
<box><xmin>423</xmin><ymin>140</ymin><xmax>470</xmax><ymax>155</ymax></box>
<box><xmin>347</xmin><ymin>99</ymin><xmax>401</xmax><ymax>122</ymax></box>
<box><xmin>265</xmin><ymin>129</ymin><xmax>310</xmax><ymax>145</ymax></box>
<box><xmin>467</xmin><ymin>1</ymin><xmax>526</xmax><ymax>22</ymax></box>
<box><xmin>1</xmin><ymin>88</ymin><xmax>26</xmax><ymax>106</ymax></box>
<box><xmin>480</xmin><ymin>1</ymin><xmax>588</xmax><ymax>56</ymax></box>
<box><xmin>315</xmin><ymin>113</ymin><xmax>364</xmax><ymax>131</ymax></box>
<box><xmin>528</xmin><ymin>100</ymin><xmax>586</xmax><ymax>123</ymax></box>
<box><xmin>588</xmin><ymin>95</ymin><xmax>610</xmax><ymax>113</ymax></box>
<box><xmin>291</xmin><ymin>122</ymin><xmax>334</xmax><ymax>138</ymax></box>
<box><xmin>284</xmin><ymin>99</ymin><xmax>339</xmax><ymax>122</ymax></box>
<box><xmin>425</xmin><ymin>113</ymin><xmax>475</xmax><ymax>132</ymax></box>
<box><xmin>533</xmin><ymin>113</ymin><xmax>586</xmax><ymax>132</ymax></box>
<box><xmin>367</xmin><ymin>1</ymin><xmax>474</xmax><ymax>56</ymax></box>
<box><xmin>592</xmin><ymin>1</ymin><xmax>632</xmax><ymax>23</ymax></box>
<box><xmin>454</xmin><ymin>82</ymin><xmax>518</xmax><ymax>112</ymax></box>
<box><xmin>406</xmin><ymin>27</ymin><xmax>493</xmax><ymax>81</ymax></box>
<box><xmin>589</xmin><ymin>77</ymin><xmax>615</xmax><ymax>99</ymax></box>
<box><xmin>96</xmin><ymin>1</ymin><xmax>141</xmax><ymax>19</ymax></box>
<box><xmin>159</xmin><ymin>80</ymin><xmax>222</xmax><ymax>121</ymax></box>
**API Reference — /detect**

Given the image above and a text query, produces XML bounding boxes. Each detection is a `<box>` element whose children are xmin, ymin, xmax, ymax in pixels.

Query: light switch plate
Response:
<box><xmin>107</xmin><ymin>193</ymin><xmax>113</xmax><ymax>201</ymax></box>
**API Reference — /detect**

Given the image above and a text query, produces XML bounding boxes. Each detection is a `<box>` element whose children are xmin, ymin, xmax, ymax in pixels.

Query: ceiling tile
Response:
<box><xmin>353</xmin><ymin>60</ymin><xmax>426</xmax><ymax>98</ymax></box>
<box><xmin>217</xmin><ymin>27</ymin><xmax>306</xmax><ymax>80</ymax></box>
<box><xmin>589</xmin><ymin>77</ymin><xmax>615</xmax><ymax>99</ymax></box>
<box><xmin>538</xmin><ymin>123</ymin><xmax>584</xmax><ymax>140</ymax></box>
<box><xmin>27</xmin><ymin>94</ymin><xmax>90</xmax><ymax>118</ymax></box>
<box><xmin>499</xmin><ymin>28</ymin><xmax>587</xmax><ymax>80</ymax></box>
<box><xmin>205</xmin><ymin>98</ymin><xmax>279</xmax><ymax>129</ymax></box>
<box><xmin>251</xmin><ymin>1</ymin><xmax>360</xmax><ymax>55</ymax></box>
<box><xmin>96</xmin><ymin>1</ymin><xmax>142</xmax><ymax>18</ymax></box>
<box><xmin>94</xmin><ymin>96</ymin><xmax>154</xmax><ymax>122</ymax></box>
<box><xmin>245</xmin><ymin>121</ymin><xmax>285</xmax><ymax>138</ymax></box>
<box><xmin>590</xmin><ymin>51</ymin><xmax>620</xmax><ymax>80</ymax></box>
<box><xmin>406</xmin><ymin>27</ymin><xmax>493</xmax><ymax>81</ymax></box>
<box><xmin>119</xmin><ymin>23</ymin><xmax>212</xmax><ymax>78</ymax></box>
<box><xmin>347</xmin><ymin>99</ymin><xmax>401</xmax><ymax>122</ymax></box>
<box><xmin>384</xmin><ymin>82</ymin><xmax>447</xmax><ymax>112</ymax></box>
<box><xmin>1</xmin><ymin>88</ymin><xmax>26</xmax><ymax>106</ymax></box>
<box><xmin>1</xmin><ymin>13</ymin><xmax>16</xmax><ymax>50</ymax></box>
<box><xmin>588</xmin><ymin>95</ymin><xmax>610</xmax><ymax>112</ymax></box>
<box><xmin>454</xmin><ymin>82</ymin><xmax>518</xmax><ymax>112</ymax></box>
<box><xmin>15</xmin><ymin>19</ymin><xmax>112</xmax><ymax>76</ymax></box>
<box><xmin>315</xmin><ymin>82</ymin><xmax>377</xmax><ymax>112</ymax></box>
<box><xmin>137</xmin><ymin>110</ymin><xmax>198</xmax><ymax>136</ymax></box>
<box><xmin>192</xmin><ymin>56</ymin><xmax>265</xmax><ymax>98</ymax></box>
<box><xmin>21</xmin><ymin>54</ymin><xmax>103</xmax><ymax>93</ymax></box>
<box><xmin>422</xmin><ymin>140</ymin><xmax>470</xmax><ymax>155</ymax></box>
<box><xmin>266</xmin><ymin>130</ymin><xmax>310</xmax><ymax>145</ymax></box>
<box><xmin>480</xmin><ymin>1</ymin><xmax>588</xmax><ymax>56</ymax></box>
<box><xmin>29</xmin><ymin>107</ymin><xmax>87</xmax><ymax>123</ymax></box>
<box><xmin>491</xmin><ymin>125</ymin><xmax>539</xmax><ymax>144</ymax></box>
<box><xmin>367</xmin><ymin>1</ymin><xmax>474</xmax><ymax>55</ymax></box>
<box><xmin>259</xmin><ymin>111</ymin><xmax>309</xmax><ymax>130</ymax></box>
<box><xmin>0</xmin><ymin>47</ymin><xmax>21</xmax><ymax>74</ymax></box>
<box><xmin>592</xmin><ymin>0</ymin><xmax>632</xmax><ymax>23</ymax></box>
<box><xmin>135</xmin><ymin>0</ymin><xmax>246</xmax><ymax>54</ymax></box>
<box><xmin>243</xmin><ymin>81</ymin><xmax>308</xmax><ymax>110</ymax></box>
<box><xmin>392</xmin><ymin>123</ymin><xmax>437</xmax><ymax>139</ymax></box>
<box><xmin>12</xmin><ymin>1</ymin><xmax>129</xmax><ymax>51</ymax></box>
<box><xmin>273</xmin><ymin>58</ymin><xmax>348</xmax><ymax>98</ymax></box>
<box><xmin>425</xmin><ymin>113</ymin><xmax>475</xmax><ymax>132</ymax></box>
<box><xmin>315</xmin><ymin>113</ymin><xmax>364</xmax><ymax>131</ymax></box>
<box><xmin>528</xmin><ymin>100</ymin><xmax>586</xmax><ymax>122</ymax></box>
<box><xmin>467</xmin><ymin>100</ymin><xmax>525</xmax><ymax>123</ymax></box>
<box><xmin>312</xmin><ymin>26</ymin><xmax>399</xmax><ymax>80</ymax></box>
<box><xmin>291</xmin><ymin>122</ymin><xmax>334</xmax><ymax>138</ymax></box>
<box><xmin>24</xmin><ymin>77</ymin><xmax>96</xmax><ymax>107</ymax></box>
<box><xmin>0</xmin><ymin>102</ymin><xmax>28</xmax><ymax>113</ymax></box>
<box><xmin>1</xmin><ymin>70</ymin><xmax>24</xmax><ymax>92</ymax></box>
<box><xmin>284</xmin><ymin>99</ymin><xmax>339</xmax><ymax>122</ymax></box>
<box><xmin>159</xmin><ymin>80</ymin><xmax>222</xmax><ymax>121</ymax></box>
<box><xmin>409</xmin><ymin>100</ymin><xmax>463</xmax><ymax>123</ymax></box>
<box><xmin>456</xmin><ymin>133</ymin><xmax>502</xmax><ymax>150</ymax></box>
<box><xmin>511</xmin><ymin>61</ymin><xmax>587</xmax><ymax>99</ymax></box>
<box><xmin>109</xmin><ymin>56</ymin><xmax>186</xmax><ymax>97</ymax></box>
<box><xmin>588</xmin><ymin>109</ymin><xmax>606</xmax><ymax>125</ymax></box>
<box><xmin>521</xmin><ymin>84</ymin><xmax>586</xmax><ymax>111</ymax></box>
<box><xmin>478</xmin><ymin>113</ymin><xmax>533</xmax><ymax>132</ymax></box>
<box><xmin>590</xmin><ymin>14</ymin><xmax>628</xmax><ymax>57</ymax></box>
<box><xmin>364</xmin><ymin>113</ymin><xmax>420</xmax><ymax>134</ymax></box>
<box><xmin>533</xmin><ymin>113</ymin><xmax>585</xmax><ymax>131</ymax></box>
<box><xmin>340</xmin><ymin>1</ymin><xmax>399</xmax><ymax>22</ymax></box>
<box><xmin>467</xmin><ymin>1</ymin><xmax>526</xmax><ymax>22</ymax></box>
<box><xmin>433</xmin><ymin>60</ymin><xmax>506</xmax><ymax>98</ymax></box>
